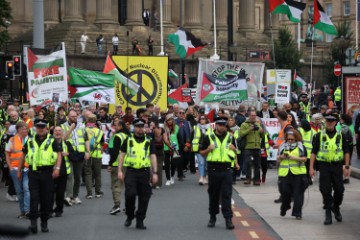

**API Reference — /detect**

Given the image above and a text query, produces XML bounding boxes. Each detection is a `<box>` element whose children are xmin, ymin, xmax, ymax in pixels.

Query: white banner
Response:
<box><xmin>266</xmin><ymin>69</ymin><xmax>291</xmax><ymax>96</ymax></box>
<box><xmin>261</xmin><ymin>118</ymin><xmax>281</xmax><ymax>161</ymax></box>
<box><xmin>275</xmin><ymin>83</ymin><xmax>291</xmax><ymax>104</ymax></box>
<box><xmin>25</xmin><ymin>43</ymin><xmax>68</xmax><ymax>106</ymax></box>
<box><xmin>196</xmin><ymin>58</ymin><xmax>265</xmax><ymax>109</ymax></box>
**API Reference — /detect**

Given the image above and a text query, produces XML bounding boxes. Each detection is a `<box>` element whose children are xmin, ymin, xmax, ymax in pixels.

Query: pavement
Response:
<box><xmin>0</xmin><ymin>152</ymin><xmax>359</xmax><ymax>240</ymax></box>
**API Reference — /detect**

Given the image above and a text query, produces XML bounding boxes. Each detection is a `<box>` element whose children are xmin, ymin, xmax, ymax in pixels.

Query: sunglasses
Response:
<box><xmin>326</xmin><ymin>119</ymin><xmax>336</xmax><ymax>122</ymax></box>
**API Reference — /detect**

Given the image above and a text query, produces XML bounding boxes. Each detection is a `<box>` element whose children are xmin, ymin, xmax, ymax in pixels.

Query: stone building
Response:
<box><xmin>1</xmin><ymin>0</ymin><xmax>358</xmax><ymax>98</ymax></box>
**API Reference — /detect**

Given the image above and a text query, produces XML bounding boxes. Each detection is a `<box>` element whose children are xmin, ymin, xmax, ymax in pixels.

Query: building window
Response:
<box><xmin>344</xmin><ymin>1</ymin><xmax>350</xmax><ymax>16</ymax></box>
<box><xmin>326</xmin><ymin>3</ymin><xmax>332</xmax><ymax>17</ymax></box>
<box><xmin>326</xmin><ymin>34</ymin><xmax>334</xmax><ymax>43</ymax></box>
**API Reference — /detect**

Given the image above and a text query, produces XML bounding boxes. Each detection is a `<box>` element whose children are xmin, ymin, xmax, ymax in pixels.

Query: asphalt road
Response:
<box><xmin>0</xmin><ymin>170</ymin><xmax>280</xmax><ymax>240</ymax></box>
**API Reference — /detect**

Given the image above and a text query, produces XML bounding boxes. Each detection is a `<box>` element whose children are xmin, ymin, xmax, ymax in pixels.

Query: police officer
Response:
<box><xmin>310</xmin><ymin>112</ymin><xmax>350</xmax><ymax>225</ymax></box>
<box><xmin>334</xmin><ymin>86</ymin><xmax>342</xmax><ymax>109</ymax></box>
<box><xmin>18</xmin><ymin>119</ymin><xmax>62</xmax><ymax>233</ymax></box>
<box><xmin>199</xmin><ymin>117</ymin><xmax>238</xmax><ymax>230</ymax></box>
<box><xmin>118</xmin><ymin>119</ymin><xmax>158</xmax><ymax>229</ymax></box>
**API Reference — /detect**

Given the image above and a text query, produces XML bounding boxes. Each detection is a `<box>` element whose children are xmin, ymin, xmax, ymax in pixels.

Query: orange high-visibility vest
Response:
<box><xmin>9</xmin><ymin>135</ymin><xmax>28</xmax><ymax>168</ymax></box>
<box><xmin>277</xmin><ymin>123</ymin><xmax>293</xmax><ymax>146</ymax></box>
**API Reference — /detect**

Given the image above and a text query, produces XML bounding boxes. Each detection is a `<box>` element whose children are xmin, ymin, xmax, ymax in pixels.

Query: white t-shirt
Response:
<box><xmin>112</xmin><ymin>36</ymin><xmax>119</xmax><ymax>45</ymax></box>
<box><xmin>80</xmin><ymin>34</ymin><xmax>89</xmax><ymax>43</ymax></box>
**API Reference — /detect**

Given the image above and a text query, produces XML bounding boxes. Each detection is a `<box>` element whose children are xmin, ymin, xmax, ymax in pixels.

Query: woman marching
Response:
<box><xmin>277</xmin><ymin>130</ymin><xmax>308</xmax><ymax>220</ymax></box>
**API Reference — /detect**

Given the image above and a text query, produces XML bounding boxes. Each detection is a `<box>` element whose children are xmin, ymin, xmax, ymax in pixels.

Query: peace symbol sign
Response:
<box><xmin>121</xmin><ymin>69</ymin><xmax>158</xmax><ymax>106</ymax></box>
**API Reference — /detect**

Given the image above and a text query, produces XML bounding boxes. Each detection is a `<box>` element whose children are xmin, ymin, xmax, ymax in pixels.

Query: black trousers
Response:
<box><xmin>318</xmin><ymin>162</ymin><xmax>344</xmax><ymax>210</ymax></box>
<box><xmin>279</xmin><ymin>172</ymin><xmax>305</xmax><ymax>217</ymax></box>
<box><xmin>52</xmin><ymin>174</ymin><xmax>68</xmax><ymax>214</ymax></box>
<box><xmin>245</xmin><ymin>149</ymin><xmax>261</xmax><ymax>181</ymax></box>
<box><xmin>28</xmin><ymin>168</ymin><xmax>54</xmax><ymax>222</ymax></box>
<box><xmin>207</xmin><ymin>168</ymin><xmax>233</xmax><ymax>219</ymax></box>
<box><xmin>260</xmin><ymin>156</ymin><xmax>268</xmax><ymax>176</ymax></box>
<box><xmin>124</xmin><ymin>169</ymin><xmax>152</xmax><ymax>221</ymax></box>
<box><xmin>180</xmin><ymin>149</ymin><xmax>196</xmax><ymax>174</ymax></box>
<box><xmin>164</xmin><ymin>151</ymin><xmax>177</xmax><ymax>180</ymax></box>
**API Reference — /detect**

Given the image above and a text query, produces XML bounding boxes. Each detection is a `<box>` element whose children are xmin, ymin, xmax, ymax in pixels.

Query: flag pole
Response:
<box><xmin>158</xmin><ymin>0</ymin><xmax>165</xmax><ymax>56</ymax></box>
<box><xmin>357</xmin><ymin>0</ymin><xmax>359</xmax><ymax>49</ymax></box>
<box><xmin>270</xmin><ymin>13</ymin><xmax>276</xmax><ymax>68</ymax></box>
<box><xmin>210</xmin><ymin>0</ymin><xmax>219</xmax><ymax>60</ymax></box>
<box><xmin>309</xmin><ymin>25</ymin><xmax>314</xmax><ymax>100</ymax></box>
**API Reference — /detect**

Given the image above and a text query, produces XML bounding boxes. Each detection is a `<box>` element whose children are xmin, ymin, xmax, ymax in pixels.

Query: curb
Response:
<box><xmin>351</xmin><ymin>167</ymin><xmax>360</xmax><ymax>179</ymax></box>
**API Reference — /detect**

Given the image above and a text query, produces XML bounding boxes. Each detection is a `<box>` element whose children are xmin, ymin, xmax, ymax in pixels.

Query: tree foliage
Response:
<box><xmin>269</xmin><ymin>27</ymin><xmax>302</xmax><ymax>71</ymax></box>
<box><xmin>324</xmin><ymin>21</ymin><xmax>353</xmax><ymax>87</ymax></box>
<box><xmin>0</xmin><ymin>0</ymin><xmax>12</xmax><ymax>47</ymax></box>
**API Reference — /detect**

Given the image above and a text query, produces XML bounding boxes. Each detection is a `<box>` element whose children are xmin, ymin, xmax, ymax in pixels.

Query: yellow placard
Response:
<box><xmin>112</xmin><ymin>56</ymin><xmax>168</xmax><ymax>111</ymax></box>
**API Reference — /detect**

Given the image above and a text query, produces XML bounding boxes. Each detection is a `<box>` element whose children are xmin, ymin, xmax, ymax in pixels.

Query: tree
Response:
<box><xmin>324</xmin><ymin>21</ymin><xmax>353</xmax><ymax>87</ymax></box>
<box><xmin>268</xmin><ymin>26</ymin><xmax>302</xmax><ymax>70</ymax></box>
<box><xmin>0</xmin><ymin>0</ymin><xmax>12</xmax><ymax>48</ymax></box>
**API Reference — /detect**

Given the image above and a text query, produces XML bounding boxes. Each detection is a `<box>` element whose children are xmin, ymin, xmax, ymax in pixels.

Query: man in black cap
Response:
<box><xmin>310</xmin><ymin>112</ymin><xmax>350</xmax><ymax>225</ymax></box>
<box><xmin>117</xmin><ymin>119</ymin><xmax>158</xmax><ymax>229</ymax></box>
<box><xmin>299</xmin><ymin>93</ymin><xmax>311</xmax><ymax>121</ymax></box>
<box><xmin>200</xmin><ymin>117</ymin><xmax>238</xmax><ymax>230</ymax></box>
<box><xmin>18</xmin><ymin>119</ymin><xmax>62</xmax><ymax>233</ymax></box>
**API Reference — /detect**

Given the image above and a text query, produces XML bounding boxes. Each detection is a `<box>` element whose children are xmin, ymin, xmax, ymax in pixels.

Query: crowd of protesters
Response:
<box><xmin>0</xmin><ymin>90</ymin><xmax>359</xmax><ymax>228</ymax></box>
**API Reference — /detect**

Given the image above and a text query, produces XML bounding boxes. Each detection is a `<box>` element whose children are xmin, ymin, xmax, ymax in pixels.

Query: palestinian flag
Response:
<box><xmin>168</xmin><ymin>69</ymin><xmax>178</xmax><ymax>78</ymax></box>
<box><xmin>68</xmin><ymin>68</ymin><xmax>115</xmax><ymax>103</ymax></box>
<box><xmin>26</xmin><ymin>43</ymin><xmax>65</xmax><ymax>71</ymax></box>
<box><xmin>168</xmin><ymin>28</ymin><xmax>206</xmax><ymax>58</ymax></box>
<box><xmin>313</xmin><ymin>0</ymin><xmax>337</xmax><ymax>35</ymax></box>
<box><xmin>269</xmin><ymin>0</ymin><xmax>306</xmax><ymax>23</ymax></box>
<box><xmin>168</xmin><ymin>83</ymin><xmax>189</xmax><ymax>109</ymax></box>
<box><xmin>103</xmin><ymin>55</ymin><xmax>140</xmax><ymax>96</ymax></box>
<box><xmin>294</xmin><ymin>70</ymin><xmax>307</xmax><ymax>90</ymax></box>
<box><xmin>199</xmin><ymin>73</ymin><xmax>248</xmax><ymax>103</ymax></box>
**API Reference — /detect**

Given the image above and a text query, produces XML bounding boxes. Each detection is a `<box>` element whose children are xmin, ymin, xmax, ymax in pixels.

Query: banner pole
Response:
<box><xmin>309</xmin><ymin>26</ymin><xmax>314</xmax><ymax>104</ymax></box>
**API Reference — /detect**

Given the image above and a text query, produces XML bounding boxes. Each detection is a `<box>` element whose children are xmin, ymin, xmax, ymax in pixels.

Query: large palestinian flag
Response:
<box><xmin>269</xmin><ymin>0</ymin><xmax>306</xmax><ymax>23</ymax></box>
<box><xmin>313</xmin><ymin>0</ymin><xmax>337</xmax><ymax>35</ymax></box>
<box><xmin>68</xmin><ymin>68</ymin><xmax>115</xmax><ymax>103</ymax></box>
<box><xmin>168</xmin><ymin>83</ymin><xmax>189</xmax><ymax>109</ymax></box>
<box><xmin>25</xmin><ymin>43</ymin><xmax>68</xmax><ymax>106</ymax></box>
<box><xmin>199</xmin><ymin>73</ymin><xmax>248</xmax><ymax>103</ymax></box>
<box><xmin>168</xmin><ymin>28</ymin><xmax>207</xmax><ymax>58</ymax></box>
<box><xmin>103</xmin><ymin>55</ymin><xmax>140</xmax><ymax>96</ymax></box>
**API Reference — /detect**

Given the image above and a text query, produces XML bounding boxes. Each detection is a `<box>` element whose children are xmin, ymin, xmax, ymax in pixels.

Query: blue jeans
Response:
<box><xmin>196</xmin><ymin>153</ymin><xmax>207</xmax><ymax>177</ymax></box>
<box><xmin>10</xmin><ymin>169</ymin><xmax>30</xmax><ymax>213</ymax></box>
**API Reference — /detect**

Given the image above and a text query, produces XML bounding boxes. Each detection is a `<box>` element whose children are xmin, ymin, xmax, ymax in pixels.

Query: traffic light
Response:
<box><xmin>5</xmin><ymin>61</ymin><xmax>14</xmax><ymax>80</ymax></box>
<box><xmin>13</xmin><ymin>56</ymin><xmax>21</xmax><ymax>76</ymax></box>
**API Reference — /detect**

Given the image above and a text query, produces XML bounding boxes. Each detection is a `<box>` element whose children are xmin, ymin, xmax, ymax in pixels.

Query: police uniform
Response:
<box><xmin>311</xmin><ymin>113</ymin><xmax>350</xmax><ymax>225</ymax></box>
<box><xmin>334</xmin><ymin>87</ymin><xmax>342</xmax><ymax>109</ymax></box>
<box><xmin>21</xmin><ymin>119</ymin><xmax>61</xmax><ymax>233</ymax></box>
<box><xmin>200</xmin><ymin>117</ymin><xmax>236</xmax><ymax>230</ymax></box>
<box><xmin>119</xmin><ymin>119</ymin><xmax>157</xmax><ymax>229</ymax></box>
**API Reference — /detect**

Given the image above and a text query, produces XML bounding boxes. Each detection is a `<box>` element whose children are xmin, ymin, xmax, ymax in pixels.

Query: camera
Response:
<box><xmin>252</xmin><ymin>124</ymin><xmax>259</xmax><ymax>131</ymax></box>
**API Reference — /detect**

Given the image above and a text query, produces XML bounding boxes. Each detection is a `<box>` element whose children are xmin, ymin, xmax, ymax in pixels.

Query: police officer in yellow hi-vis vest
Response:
<box><xmin>118</xmin><ymin>119</ymin><xmax>158</xmax><ymax>230</ymax></box>
<box><xmin>18</xmin><ymin>119</ymin><xmax>62</xmax><ymax>234</ymax></box>
<box><xmin>107</xmin><ymin>121</ymin><xmax>128</xmax><ymax>215</ymax></box>
<box><xmin>200</xmin><ymin>117</ymin><xmax>238</xmax><ymax>230</ymax></box>
<box><xmin>51</xmin><ymin>126</ymin><xmax>71</xmax><ymax>218</ymax></box>
<box><xmin>277</xmin><ymin>130</ymin><xmax>307</xmax><ymax>220</ymax></box>
<box><xmin>298</xmin><ymin>119</ymin><xmax>316</xmax><ymax>185</ymax></box>
<box><xmin>334</xmin><ymin>86</ymin><xmax>342</xmax><ymax>110</ymax></box>
<box><xmin>310</xmin><ymin>112</ymin><xmax>350</xmax><ymax>225</ymax></box>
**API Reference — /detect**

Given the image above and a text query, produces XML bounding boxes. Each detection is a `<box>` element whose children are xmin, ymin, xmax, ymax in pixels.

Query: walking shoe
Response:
<box><xmin>110</xmin><ymin>205</ymin><xmax>121</xmax><ymax>215</ymax></box>
<box><xmin>72</xmin><ymin>197</ymin><xmax>82</xmax><ymax>204</ymax></box>
<box><xmin>170</xmin><ymin>177</ymin><xmax>175</xmax><ymax>184</ymax></box>
<box><xmin>136</xmin><ymin>220</ymin><xmax>147</xmax><ymax>230</ymax></box>
<box><xmin>244</xmin><ymin>179</ymin><xmax>251</xmax><ymax>184</ymax></box>
<box><xmin>203</xmin><ymin>178</ymin><xmax>208</xmax><ymax>184</ymax></box>
<box><xmin>225</xmin><ymin>218</ymin><xmax>234</xmax><ymax>230</ymax></box>
<box><xmin>178</xmin><ymin>176</ymin><xmax>184</xmax><ymax>182</ymax></box>
<box><xmin>29</xmin><ymin>219</ymin><xmax>38</xmax><ymax>234</ymax></box>
<box><xmin>6</xmin><ymin>193</ymin><xmax>17</xmax><ymax>202</ymax></box>
<box><xmin>41</xmin><ymin>221</ymin><xmax>49</xmax><ymax>233</ymax></box>
<box><xmin>207</xmin><ymin>215</ymin><xmax>216</xmax><ymax>228</ymax></box>
<box><xmin>261</xmin><ymin>174</ymin><xmax>266</xmax><ymax>183</ymax></box>
<box><xmin>343</xmin><ymin>178</ymin><xmax>350</xmax><ymax>184</ymax></box>
<box><xmin>85</xmin><ymin>194</ymin><xmax>93</xmax><ymax>199</ymax></box>
<box><xmin>165</xmin><ymin>180</ymin><xmax>171</xmax><ymax>186</ymax></box>
<box><xmin>124</xmin><ymin>217</ymin><xmax>133</xmax><ymax>227</ymax></box>
<box><xmin>64</xmin><ymin>197</ymin><xmax>73</xmax><ymax>206</ymax></box>
<box><xmin>324</xmin><ymin>209</ymin><xmax>332</xmax><ymax>225</ymax></box>
<box><xmin>95</xmin><ymin>192</ymin><xmax>104</xmax><ymax>198</ymax></box>
<box><xmin>332</xmin><ymin>207</ymin><xmax>342</xmax><ymax>222</ymax></box>
<box><xmin>17</xmin><ymin>212</ymin><xmax>26</xmax><ymax>219</ymax></box>
<box><xmin>274</xmin><ymin>196</ymin><xmax>282</xmax><ymax>203</ymax></box>
<box><xmin>198</xmin><ymin>177</ymin><xmax>204</xmax><ymax>185</ymax></box>
<box><xmin>253</xmin><ymin>180</ymin><xmax>261</xmax><ymax>186</ymax></box>
<box><xmin>54</xmin><ymin>212</ymin><xmax>62</xmax><ymax>217</ymax></box>
<box><xmin>240</xmin><ymin>174</ymin><xmax>246</xmax><ymax>180</ymax></box>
